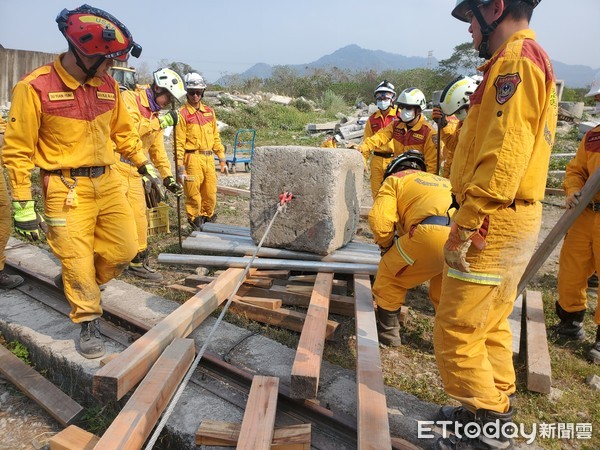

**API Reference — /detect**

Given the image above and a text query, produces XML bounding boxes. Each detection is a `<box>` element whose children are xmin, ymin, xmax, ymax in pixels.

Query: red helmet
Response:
<box><xmin>56</xmin><ymin>4</ymin><xmax>141</xmax><ymax>62</ymax></box>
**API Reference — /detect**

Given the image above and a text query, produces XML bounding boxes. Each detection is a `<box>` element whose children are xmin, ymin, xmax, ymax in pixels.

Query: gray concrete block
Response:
<box><xmin>250</xmin><ymin>146</ymin><xmax>364</xmax><ymax>255</ymax></box>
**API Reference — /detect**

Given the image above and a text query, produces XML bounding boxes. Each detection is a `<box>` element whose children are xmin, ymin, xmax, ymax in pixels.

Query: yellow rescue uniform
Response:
<box><xmin>176</xmin><ymin>101</ymin><xmax>225</xmax><ymax>221</ymax></box>
<box><xmin>440</xmin><ymin>118</ymin><xmax>461</xmax><ymax>179</ymax></box>
<box><xmin>2</xmin><ymin>54</ymin><xmax>147</xmax><ymax>323</ymax></box>
<box><xmin>359</xmin><ymin>115</ymin><xmax>438</xmax><ymax>175</ymax></box>
<box><xmin>364</xmin><ymin>107</ymin><xmax>397</xmax><ymax>198</ymax></box>
<box><xmin>369</xmin><ymin>170</ymin><xmax>453</xmax><ymax>311</ymax></box>
<box><xmin>0</xmin><ymin>130</ymin><xmax>10</xmax><ymax>273</ymax></box>
<box><xmin>557</xmin><ymin>125</ymin><xmax>600</xmax><ymax>325</ymax></box>
<box><xmin>434</xmin><ymin>29</ymin><xmax>558</xmax><ymax>414</ymax></box>
<box><xmin>116</xmin><ymin>88</ymin><xmax>173</xmax><ymax>253</ymax></box>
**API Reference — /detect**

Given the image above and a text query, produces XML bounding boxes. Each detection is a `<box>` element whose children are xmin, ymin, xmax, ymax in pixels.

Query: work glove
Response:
<box><xmin>346</xmin><ymin>142</ymin><xmax>359</xmax><ymax>150</ymax></box>
<box><xmin>443</xmin><ymin>220</ymin><xmax>488</xmax><ymax>273</ymax></box>
<box><xmin>432</xmin><ymin>107</ymin><xmax>448</xmax><ymax>129</ymax></box>
<box><xmin>158</xmin><ymin>110</ymin><xmax>179</xmax><ymax>129</ymax></box>
<box><xmin>163</xmin><ymin>175</ymin><xmax>183</xmax><ymax>197</ymax></box>
<box><xmin>176</xmin><ymin>165</ymin><xmax>187</xmax><ymax>184</ymax></box>
<box><xmin>219</xmin><ymin>160</ymin><xmax>229</xmax><ymax>176</ymax></box>
<box><xmin>138</xmin><ymin>163</ymin><xmax>165</xmax><ymax>208</ymax></box>
<box><xmin>12</xmin><ymin>200</ymin><xmax>46</xmax><ymax>241</ymax></box>
<box><xmin>566</xmin><ymin>191</ymin><xmax>581</xmax><ymax>209</ymax></box>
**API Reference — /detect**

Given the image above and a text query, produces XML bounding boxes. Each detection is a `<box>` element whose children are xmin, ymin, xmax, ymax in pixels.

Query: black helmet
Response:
<box><xmin>383</xmin><ymin>150</ymin><xmax>426</xmax><ymax>180</ymax></box>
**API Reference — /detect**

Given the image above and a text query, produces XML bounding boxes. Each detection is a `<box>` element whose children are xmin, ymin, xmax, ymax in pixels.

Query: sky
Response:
<box><xmin>1</xmin><ymin>0</ymin><xmax>598</xmax><ymax>83</ymax></box>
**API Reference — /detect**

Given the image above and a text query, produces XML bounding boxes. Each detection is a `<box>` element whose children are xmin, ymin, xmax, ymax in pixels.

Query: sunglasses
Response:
<box><xmin>187</xmin><ymin>90</ymin><xmax>204</xmax><ymax>97</ymax></box>
<box><xmin>375</xmin><ymin>93</ymin><xmax>394</xmax><ymax>101</ymax></box>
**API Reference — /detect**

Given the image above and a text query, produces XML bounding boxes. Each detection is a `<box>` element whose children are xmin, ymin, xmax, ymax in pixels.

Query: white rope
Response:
<box><xmin>145</xmin><ymin>199</ymin><xmax>289</xmax><ymax>449</ymax></box>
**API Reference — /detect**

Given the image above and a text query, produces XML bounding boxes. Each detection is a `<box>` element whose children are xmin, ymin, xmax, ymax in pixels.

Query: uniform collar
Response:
<box><xmin>138</xmin><ymin>88</ymin><xmax>151</xmax><ymax>108</ymax></box>
<box><xmin>185</xmin><ymin>101</ymin><xmax>207</xmax><ymax>113</ymax></box>
<box><xmin>397</xmin><ymin>114</ymin><xmax>426</xmax><ymax>131</ymax></box>
<box><xmin>478</xmin><ymin>29</ymin><xmax>536</xmax><ymax>72</ymax></box>
<box><xmin>54</xmin><ymin>53</ymin><xmax>103</xmax><ymax>89</ymax></box>
<box><xmin>374</xmin><ymin>107</ymin><xmax>396</xmax><ymax>119</ymax></box>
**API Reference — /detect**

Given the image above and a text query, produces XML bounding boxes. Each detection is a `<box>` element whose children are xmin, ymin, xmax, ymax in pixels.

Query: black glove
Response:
<box><xmin>138</xmin><ymin>163</ymin><xmax>165</xmax><ymax>208</ymax></box>
<box><xmin>163</xmin><ymin>175</ymin><xmax>183</xmax><ymax>197</ymax></box>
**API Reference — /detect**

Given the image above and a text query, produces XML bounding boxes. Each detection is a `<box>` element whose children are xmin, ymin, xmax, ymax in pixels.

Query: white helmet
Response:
<box><xmin>184</xmin><ymin>72</ymin><xmax>207</xmax><ymax>91</ymax></box>
<box><xmin>585</xmin><ymin>71</ymin><xmax>600</xmax><ymax>97</ymax></box>
<box><xmin>396</xmin><ymin>87</ymin><xmax>427</xmax><ymax>112</ymax></box>
<box><xmin>153</xmin><ymin>68</ymin><xmax>186</xmax><ymax>103</ymax></box>
<box><xmin>440</xmin><ymin>75</ymin><xmax>479</xmax><ymax>116</ymax></box>
<box><xmin>374</xmin><ymin>80</ymin><xmax>396</xmax><ymax>99</ymax></box>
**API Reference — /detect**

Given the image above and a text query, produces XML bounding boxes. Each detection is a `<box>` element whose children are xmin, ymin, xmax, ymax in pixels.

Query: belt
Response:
<box><xmin>419</xmin><ymin>215</ymin><xmax>451</xmax><ymax>226</ymax></box>
<box><xmin>588</xmin><ymin>202</ymin><xmax>600</xmax><ymax>212</ymax></box>
<box><xmin>119</xmin><ymin>155</ymin><xmax>135</xmax><ymax>166</ymax></box>
<box><xmin>50</xmin><ymin>166</ymin><xmax>107</xmax><ymax>178</ymax></box>
<box><xmin>185</xmin><ymin>150</ymin><xmax>213</xmax><ymax>156</ymax></box>
<box><xmin>373</xmin><ymin>151</ymin><xmax>393</xmax><ymax>158</ymax></box>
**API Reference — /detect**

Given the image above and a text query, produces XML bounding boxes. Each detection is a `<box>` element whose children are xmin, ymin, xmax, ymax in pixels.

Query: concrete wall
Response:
<box><xmin>0</xmin><ymin>48</ymin><xmax>60</xmax><ymax>108</ymax></box>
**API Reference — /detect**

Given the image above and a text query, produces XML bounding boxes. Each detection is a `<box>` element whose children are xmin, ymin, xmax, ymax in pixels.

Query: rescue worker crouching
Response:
<box><xmin>176</xmin><ymin>72</ymin><xmax>228</xmax><ymax>230</ymax></box>
<box><xmin>117</xmin><ymin>68</ymin><xmax>185</xmax><ymax>281</ymax></box>
<box><xmin>368</xmin><ymin>151</ymin><xmax>453</xmax><ymax>346</ymax></box>
<box><xmin>2</xmin><ymin>5</ymin><xmax>158</xmax><ymax>359</ymax></box>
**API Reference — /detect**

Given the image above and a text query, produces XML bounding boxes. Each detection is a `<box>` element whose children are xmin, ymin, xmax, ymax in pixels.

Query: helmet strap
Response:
<box><xmin>69</xmin><ymin>43</ymin><xmax>105</xmax><ymax>79</ymax></box>
<box><xmin>471</xmin><ymin>0</ymin><xmax>513</xmax><ymax>59</ymax></box>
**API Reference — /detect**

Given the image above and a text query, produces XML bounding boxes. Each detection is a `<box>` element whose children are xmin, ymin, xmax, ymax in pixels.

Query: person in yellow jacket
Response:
<box><xmin>1</xmin><ymin>5</ymin><xmax>163</xmax><ymax>359</ymax></box>
<box><xmin>0</xmin><ymin>118</ymin><xmax>24</xmax><ymax>290</ymax></box>
<box><xmin>320</xmin><ymin>134</ymin><xmax>340</xmax><ymax>148</ymax></box>
<box><xmin>363</xmin><ymin>81</ymin><xmax>398</xmax><ymax>198</ymax></box>
<box><xmin>433</xmin><ymin>1</ymin><xmax>558</xmax><ymax>447</ymax></box>
<box><xmin>431</xmin><ymin>75</ymin><xmax>480</xmax><ymax>178</ymax></box>
<box><xmin>117</xmin><ymin>68</ymin><xmax>185</xmax><ymax>281</ymax></box>
<box><xmin>175</xmin><ymin>72</ymin><xmax>228</xmax><ymax>229</ymax></box>
<box><xmin>357</xmin><ymin>87</ymin><xmax>438</xmax><ymax>177</ymax></box>
<box><xmin>368</xmin><ymin>150</ymin><xmax>452</xmax><ymax>346</ymax></box>
<box><xmin>555</xmin><ymin>123</ymin><xmax>600</xmax><ymax>364</ymax></box>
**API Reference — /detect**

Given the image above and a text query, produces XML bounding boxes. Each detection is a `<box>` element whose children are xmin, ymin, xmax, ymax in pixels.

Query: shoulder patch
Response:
<box><xmin>494</xmin><ymin>73</ymin><xmax>521</xmax><ymax>105</ymax></box>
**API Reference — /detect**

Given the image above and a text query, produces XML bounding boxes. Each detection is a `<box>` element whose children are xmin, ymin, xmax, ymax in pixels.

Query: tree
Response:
<box><xmin>438</xmin><ymin>42</ymin><xmax>484</xmax><ymax>76</ymax></box>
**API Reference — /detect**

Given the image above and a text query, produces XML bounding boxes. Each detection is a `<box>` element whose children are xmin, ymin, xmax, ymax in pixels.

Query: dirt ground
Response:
<box><xmin>0</xmin><ymin>170</ymin><xmax>570</xmax><ymax>449</ymax></box>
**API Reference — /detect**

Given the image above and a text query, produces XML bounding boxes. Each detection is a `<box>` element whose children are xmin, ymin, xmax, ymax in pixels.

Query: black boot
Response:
<box><xmin>587</xmin><ymin>273</ymin><xmax>599</xmax><ymax>288</ymax></box>
<box><xmin>555</xmin><ymin>302</ymin><xmax>586</xmax><ymax>340</ymax></box>
<box><xmin>128</xmin><ymin>250</ymin><xmax>163</xmax><ymax>281</ymax></box>
<box><xmin>0</xmin><ymin>270</ymin><xmax>24</xmax><ymax>290</ymax></box>
<box><xmin>79</xmin><ymin>319</ymin><xmax>105</xmax><ymax>359</ymax></box>
<box><xmin>435</xmin><ymin>407</ymin><xmax>515</xmax><ymax>450</ymax></box>
<box><xmin>376</xmin><ymin>307</ymin><xmax>402</xmax><ymax>347</ymax></box>
<box><xmin>589</xmin><ymin>326</ymin><xmax>600</xmax><ymax>364</ymax></box>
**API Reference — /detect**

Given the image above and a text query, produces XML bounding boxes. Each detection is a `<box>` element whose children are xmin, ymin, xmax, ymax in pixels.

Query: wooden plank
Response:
<box><xmin>354</xmin><ymin>274</ymin><xmax>392</xmax><ymax>450</ymax></box>
<box><xmin>244</xmin><ymin>277</ymin><xmax>274</xmax><ymax>289</ymax></box>
<box><xmin>545</xmin><ymin>187</ymin><xmax>565</xmax><ymax>196</ymax></box>
<box><xmin>99</xmin><ymin>353</ymin><xmax>119</xmax><ymax>367</ymax></box>
<box><xmin>0</xmin><ymin>345</ymin><xmax>83</xmax><ymax>426</ymax></box>
<box><xmin>290</xmin><ymin>273</ymin><xmax>334</xmax><ymax>399</ymax></box>
<box><xmin>237</xmin><ymin>375</ymin><xmax>279</xmax><ymax>450</ymax></box>
<box><xmin>183</xmin><ymin>274</ymin><xmax>216</xmax><ymax>287</ymax></box>
<box><xmin>230</xmin><ymin>300</ymin><xmax>339</xmax><ymax>339</ymax></box>
<box><xmin>508</xmin><ymin>294</ymin><xmax>524</xmax><ymax>357</ymax></box>
<box><xmin>236</xmin><ymin>295</ymin><xmax>282</xmax><ymax>310</ymax></box>
<box><xmin>49</xmin><ymin>425</ymin><xmax>99</xmax><ymax>450</ymax></box>
<box><xmin>196</xmin><ymin>420</ymin><xmax>310</xmax><ymax>449</ymax></box>
<box><xmin>249</xmin><ymin>269</ymin><xmax>291</xmax><ymax>279</ymax></box>
<box><xmin>518</xmin><ymin>168</ymin><xmax>600</xmax><ymax>296</ymax></box>
<box><xmin>95</xmin><ymin>339</ymin><xmax>195</xmax><ymax>449</ymax></box>
<box><xmin>168</xmin><ymin>283</ymin><xmax>201</xmax><ymax>295</ymax></box>
<box><xmin>525</xmin><ymin>290</ymin><xmax>552</xmax><ymax>394</ymax></box>
<box><xmin>93</xmin><ymin>267</ymin><xmax>245</xmax><ymax>402</ymax></box>
<box><xmin>217</xmin><ymin>185</ymin><xmax>251</xmax><ymax>198</ymax></box>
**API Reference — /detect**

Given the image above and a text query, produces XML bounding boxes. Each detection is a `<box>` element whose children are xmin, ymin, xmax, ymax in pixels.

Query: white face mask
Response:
<box><xmin>454</xmin><ymin>108</ymin><xmax>468</xmax><ymax>121</ymax></box>
<box><xmin>377</xmin><ymin>100</ymin><xmax>391</xmax><ymax>111</ymax></box>
<box><xmin>400</xmin><ymin>108</ymin><xmax>416</xmax><ymax>123</ymax></box>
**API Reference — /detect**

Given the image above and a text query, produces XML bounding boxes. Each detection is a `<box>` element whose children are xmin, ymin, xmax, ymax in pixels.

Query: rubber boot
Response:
<box><xmin>435</xmin><ymin>407</ymin><xmax>515</xmax><ymax>450</ymax></box>
<box><xmin>79</xmin><ymin>319</ymin><xmax>105</xmax><ymax>359</ymax></box>
<box><xmin>188</xmin><ymin>217</ymin><xmax>203</xmax><ymax>231</ymax></box>
<box><xmin>0</xmin><ymin>270</ymin><xmax>24</xmax><ymax>290</ymax></box>
<box><xmin>555</xmin><ymin>302</ymin><xmax>586</xmax><ymax>340</ymax></box>
<box><xmin>588</xmin><ymin>273</ymin><xmax>599</xmax><ymax>288</ymax></box>
<box><xmin>589</xmin><ymin>326</ymin><xmax>600</xmax><ymax>364</ymax></box>
<box><xmin>376</xmin><ymin>307</ymin><xmax>402</xmax><ymax>347</ymax></box>
<box><xmin>128</xmin><ymin>250</ymin><xmax>163</xmax><ymax>281</ymax></box>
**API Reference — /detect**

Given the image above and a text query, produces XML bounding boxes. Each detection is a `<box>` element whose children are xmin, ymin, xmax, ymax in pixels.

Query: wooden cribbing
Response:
<box><xmin>0</xmin><ymin>345</ymin><xmax>83</xmax><ymax>426</ymax></box>
<box><xmin>237</xmin><ymin>376</ymin><xmax>280</xmax><ymax>450</ymax></box>
<box><xmin>236</xmin><ymin>295</ymin><xmax>282</xmax><ymax>310</ymax></box>
<box><xmin>196</xmin><ymin>420</ymin><xmax>311</xmax><ymax>449</ymax></box>
<box><xmin>353</xmin><ymin>274</ymin><xmax>392</xmax><ymax>450</ymax></box>
<box><xmin>95</xmin><ymin>339</ymin><xmax>195</xmax><ymax>449</ymax></box>
<box><xmin>290</xmin><ymin>272</ymin><xmax>334</xmax><ymax>399</ymax></box>
<box><xmin>517</xmin><ymin>168</ymin><xmax>600</xmax><ymax>296</ymax></box>
<box><xmin>49</xmin><ymin>425</ymin><xmax>98</xmax><ymax>450</ymax></box>
<box><xmin>230</xmin><ymin>300</ymin><xmax>339</xmax><ymax>339</ymax></box>
<box><xmin>93</xmin><ymin>267</ymin><xmax>245</xmax><ymax>402</ymax></box>
<box><xmin>524</xmin><ymin>290</ymin><xmax>552</xmax><ymax>394</ymax></box>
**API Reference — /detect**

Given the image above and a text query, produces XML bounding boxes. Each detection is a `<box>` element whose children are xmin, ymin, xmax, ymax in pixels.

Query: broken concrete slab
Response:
<box><xmin>249</xmin><ymin>146</ymin><xmax>363</xmax><ymax>255</ymax></box>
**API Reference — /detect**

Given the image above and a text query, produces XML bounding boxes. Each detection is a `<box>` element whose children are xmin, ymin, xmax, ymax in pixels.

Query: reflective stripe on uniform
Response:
<box><xmin>447</xmin><ymin>268</ymin><xmax>502</xmax><ymax>285</ymax></box>
<box><xmin>395</xmin><ymin>239</ymin><xmax>414</xmax><ymax>265</ymax></box>
<box><xmin>43</xmin><ymin>215</ymin><xmax>67</xmax><ymax>227</ymax></box>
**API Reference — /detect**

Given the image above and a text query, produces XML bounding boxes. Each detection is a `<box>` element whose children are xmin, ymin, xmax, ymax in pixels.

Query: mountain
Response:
<box><xmin>216</xmin><ymin>44</ymin><xmax>596</xmax><ymax>89</ymax></box>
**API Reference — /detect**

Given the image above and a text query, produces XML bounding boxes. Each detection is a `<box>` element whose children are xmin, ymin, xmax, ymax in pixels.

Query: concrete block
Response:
<box><xmin>250</xmin><ymin>146</ymin><xmax>363</xmax><ymax>255</ymax></box>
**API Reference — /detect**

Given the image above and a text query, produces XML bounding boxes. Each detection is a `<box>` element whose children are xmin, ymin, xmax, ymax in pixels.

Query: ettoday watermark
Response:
<box><xmin>418</xmin><ymin>420</ymin><xmax>593</xmax><ymax>444</ymax></box>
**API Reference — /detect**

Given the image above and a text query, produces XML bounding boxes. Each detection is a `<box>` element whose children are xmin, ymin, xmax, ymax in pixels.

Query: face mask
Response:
<box><xmin>377</xmin><ymin>100</ymin><xmax>391</xmax><ymax>111</ymax></box>
<box><xmin>454</xmin><ymin>108</ymin><xmax>468</xmax><ymax>121</ymax></box>
<box><xmin>400</xmin><ymin>108</ymin><xmax>416</xmax><ymax>123</ymax></box>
